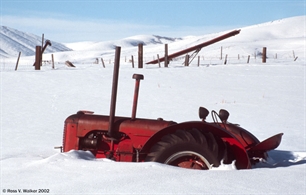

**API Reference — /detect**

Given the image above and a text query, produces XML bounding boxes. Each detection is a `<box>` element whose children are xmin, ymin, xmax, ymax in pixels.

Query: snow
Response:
<box><xmin>65</xmin><ymin>35</ymin><xmax>179</xmax><ymax>51</ymax></box>
<box><xmin>1</xmin><ymin>16</ymin><xmax>305</xmax><ymax>194</ymax></box>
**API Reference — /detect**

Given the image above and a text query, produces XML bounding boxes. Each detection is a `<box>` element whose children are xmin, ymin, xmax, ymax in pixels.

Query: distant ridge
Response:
<box><xmin>65</xmin><ymin>35</ymin><xmax>181</xmax><ymax>51</ymax></box>
<box><xmin>1</xmin><ymin>15</ymin><xmax>304</xmax><ymax>60</ymax></box>
<box><xmin>0</xmin><ymin>26</ymin><xmax>72</xmax><ymax>58</ymax></box>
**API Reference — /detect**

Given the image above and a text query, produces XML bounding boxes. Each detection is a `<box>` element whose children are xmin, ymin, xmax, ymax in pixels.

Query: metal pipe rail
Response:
<box><xmin>146</xmin><ymin>30</ymin><xmax>241</xmax><ymax>64</ymax></box>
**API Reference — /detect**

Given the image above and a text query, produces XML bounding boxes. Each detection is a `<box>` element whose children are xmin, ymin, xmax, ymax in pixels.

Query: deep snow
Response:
<box><xmin>1</xmin><ymin>16</ymin><xmax>305</xmax><ymax>194</ymax></box>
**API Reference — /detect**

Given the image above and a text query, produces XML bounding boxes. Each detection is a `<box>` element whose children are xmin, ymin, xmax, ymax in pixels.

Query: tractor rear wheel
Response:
<box><xmin>145</xmin><ymin>129</ymin><xmax>224</xmax><ymax>170</ymax></box>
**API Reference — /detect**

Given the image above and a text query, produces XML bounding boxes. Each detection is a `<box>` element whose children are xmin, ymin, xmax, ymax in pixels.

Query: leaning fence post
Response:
<box><xmin>224</xmin><ymin>54</ymin><xmax>228</xmax><ymax>65</ymax></box>
<box><xmin>15</xmin><ymin>52</ymin><xmax>21</xmax><ymax>71</ymax></box>
<box><xmin>101</xmin><ymin>58</ymin><xmax>105</xmax><ymax>68</ymax></box>
<box><xmin>293</xmin><ymin>50</ymin><xmax>296</xmax><ymax>59</ymax></box>
<box><xmin>247</xmin><ymin>55</ymin><xmax>250</xmax><ymax>64</ymax></box>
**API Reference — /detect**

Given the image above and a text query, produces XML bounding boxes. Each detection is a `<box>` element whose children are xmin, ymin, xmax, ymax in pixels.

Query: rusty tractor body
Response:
<box><xmin>61</xmin><ymin>42</ymin><xmax>283</xmax><ymax>170</ymax></box>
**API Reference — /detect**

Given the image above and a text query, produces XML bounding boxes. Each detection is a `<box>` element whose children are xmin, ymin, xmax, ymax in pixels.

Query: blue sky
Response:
<box><xmin>1</xmin><ymin>0</ymin><xmax>305</xmax><ymax>42</ymax></box>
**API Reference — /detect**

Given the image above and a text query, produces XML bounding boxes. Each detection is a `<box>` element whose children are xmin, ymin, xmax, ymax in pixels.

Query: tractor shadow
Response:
<box><xmin>252</xmin><ymin>150</ymin><xmax>306</xmax><ymax>169</ymax></box>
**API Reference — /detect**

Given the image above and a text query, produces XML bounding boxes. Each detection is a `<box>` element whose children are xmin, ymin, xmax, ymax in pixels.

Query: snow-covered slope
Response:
<box><xmin>61</xmin><ymin>15</ymin><xmax>306</xmax><ymax>64</ymax></box>
<box><xmin>1</xmin><ymin>16</ymin><xmax>304</xmax><ymax>64</ymax></box>
<box><xmin>152</xmin><ymin>15</ymin><xmax>305</xmax><ymax>60</ymax></box>
<box><xmin>0</xmin><ymin>26</ymin><xmax>72</xmax><ymax>58</ymax></box>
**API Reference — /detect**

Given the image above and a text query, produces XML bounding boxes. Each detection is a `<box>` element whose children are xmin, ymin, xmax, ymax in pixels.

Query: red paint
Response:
<box><xmin>62</xmin><ymin>112</ymin><xmax>282</xmax><ymax>169</ymax></box>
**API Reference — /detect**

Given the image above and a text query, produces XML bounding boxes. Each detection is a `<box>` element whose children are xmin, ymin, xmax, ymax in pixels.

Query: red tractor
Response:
<box><xmin>60</xmin><ymin>47</ymin><xmax>283</xmax><ymax>170</ymax></box>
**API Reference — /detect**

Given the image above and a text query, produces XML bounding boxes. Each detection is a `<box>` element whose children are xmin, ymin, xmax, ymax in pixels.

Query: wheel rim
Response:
<box><xmin>164</xmin><ymin>151</ymin><xmax>212</xmax><ymax>170</ymax></box>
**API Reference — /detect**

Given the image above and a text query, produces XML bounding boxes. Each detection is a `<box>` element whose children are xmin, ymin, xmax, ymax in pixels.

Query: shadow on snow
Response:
<box><xmin>252</xmin><ymin>150</ymin><xmax>306</xmax><ymax>169</ymax></box>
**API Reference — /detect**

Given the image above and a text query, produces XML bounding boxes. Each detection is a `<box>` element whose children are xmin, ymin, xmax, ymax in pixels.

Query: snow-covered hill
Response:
<box><xmin>62</xmin><ymin>15</ymin><xmax>305</xmax><ymax>64</ymax></box>
<box><xmin>65</xmin><ymin>35</ymin><xmax>181</xmax><ymax>51</ymax></box>
<box><xmin>0</xmin><ymin>26</ymin><xmax>72</xmax><ymax>58</ymax></box>
<box><xmin>1</xmin><ymin>16</ymin><xmax>304</xmax><ymax>65</ymax></box>
<box><xmin>59</xmin><ymin>15</ymin><xmax>296</xmax><ymax>65</ymax></box>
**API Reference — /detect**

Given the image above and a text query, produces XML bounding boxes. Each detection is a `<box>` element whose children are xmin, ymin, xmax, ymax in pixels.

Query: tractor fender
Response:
<box><xmin>141</xmin><ymin>121</ymin><xmax>251</xmax><ymax>169</ymax></box>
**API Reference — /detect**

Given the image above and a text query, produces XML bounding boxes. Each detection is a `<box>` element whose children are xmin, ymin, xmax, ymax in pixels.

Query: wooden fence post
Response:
<box><xmin>164</xmin><ymin>44</ymin><xmax>168</xmax><ymax>67</ymax></box>
<box><xmin>51</xmin><ymin>54</ymin><xmax>55</xmax><ymax>69</ymax></box>
<box><xmin>157</xmin><ymin>54</ymin><xmax>161</xmax><ymax>68</ymax></box>
<box><xmin>15</xmin><ymin>52</ymin><xmax>21</xmax><ymax>71</ymax></box>
<box><xmin>41</xmin><ymin>34</ymin><xmax>44</xmax><ymax>66</ymax></box>
<box><xmin>197</xmin><ymin>56</ymin><xmax>200</xmax><ymax>67</ymax></box>
<box><xmin>247</xmin><ymin>55</ymin><xmax>250</xmax><ymax>64</ymax></box>
<box><xmin>184</xmin><ymin>54</ymin><xmax>189</xmax><ymax>66</ymax></box>
<box><xmin>138</xmin><ymin>43</ymin><xmax>143</xmax><ymax>68</ymax></box>
<box><xmin>131</xmin><ymin>55</ymin><xmax>134</xmax><ymax>68</ymax></box>
<box><xmin>35</xmin><ymin>46</ymin><xmax>42</xmax><ymax>70</ymax></box>
<box><xmin>292</xmin><ymin>51</ymin><xmax>298</xmax><ymax>61</ymax></box>
<box><xmin>101</xmin><ymin>58</ymin><xmax>105</xmax><ymax>68</ymax></box>
<box><xmin>293</xmin><ymin>50</ymin><xmax>295</xmax><ymax>59</ymax></box>
<box><xmin>262</xmin><ymin>47</ymin><xmax>267</xmax><ymax>63</ymax></box>
<box><xmin>220</xmin><ymin>46</ymin><xmax>223</xmax><ymax>60</ymax></box>
<box><xmin>224</xmin><ymin>54</ymin><xmax>228</xmax><ymax>65</ymax></box>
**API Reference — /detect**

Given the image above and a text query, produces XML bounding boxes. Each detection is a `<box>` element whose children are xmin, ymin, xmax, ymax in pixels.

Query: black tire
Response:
<box><xmin>145</xmin><ymin>128</ymin><xmax>225</xmax><ymax>170</ymax></box>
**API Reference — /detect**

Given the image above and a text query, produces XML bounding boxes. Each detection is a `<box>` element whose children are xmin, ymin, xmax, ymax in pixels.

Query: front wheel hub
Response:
<box><xmin>165</xmin><ymin>151</ymin><xmax>212</xmax><ymax>170</ymax></box>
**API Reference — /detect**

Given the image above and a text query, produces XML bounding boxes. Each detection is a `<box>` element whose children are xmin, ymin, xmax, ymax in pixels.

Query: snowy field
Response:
<box><xmin>1</xmin><ymin>16</ymin><xmax>305</xmax><ymax>194</ymax></box>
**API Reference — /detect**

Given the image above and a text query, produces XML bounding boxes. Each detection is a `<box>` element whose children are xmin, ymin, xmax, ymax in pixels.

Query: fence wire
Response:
<box><xmin>0</xmin><ymin>52</ymin><xmax>301</xmax><ymax>72</ymax></box>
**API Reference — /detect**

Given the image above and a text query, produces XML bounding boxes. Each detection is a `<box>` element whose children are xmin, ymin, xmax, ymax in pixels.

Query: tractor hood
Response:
<box><xmin>65</xmin><ymin>111</ymin><xmax>176</xmax><ymax>138</ymax></box>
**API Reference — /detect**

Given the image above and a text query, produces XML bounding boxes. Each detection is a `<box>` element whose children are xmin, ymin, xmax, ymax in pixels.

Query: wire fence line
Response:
<box><xmin>0</xmin><ymin>51</ymin><xmax>300</xmax><ymax>72</ymax></box>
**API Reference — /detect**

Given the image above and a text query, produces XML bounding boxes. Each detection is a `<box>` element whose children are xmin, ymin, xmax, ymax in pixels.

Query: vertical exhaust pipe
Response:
<box><xmin>107</xmin><ymin>46</ymin><xmax>121</xmax><ymax>138</ymax></box>
<box><xmin>131</xmin><ymin>74</ymin><xmax>144</xmax><ymax>120</ymax></box>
